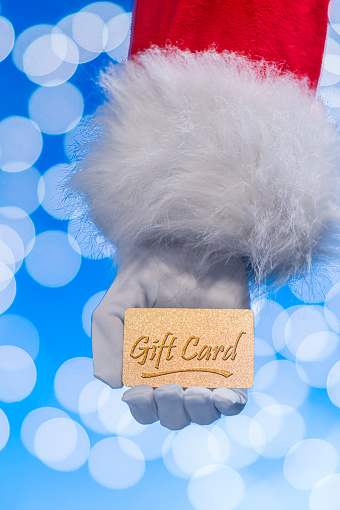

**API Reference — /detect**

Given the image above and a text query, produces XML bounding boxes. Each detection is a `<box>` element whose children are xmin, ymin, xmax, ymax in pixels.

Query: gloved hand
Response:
<box><xmin>92</xmin><ymin>248</ymin><xmax>250</xmax><ymax>430</ymax></box>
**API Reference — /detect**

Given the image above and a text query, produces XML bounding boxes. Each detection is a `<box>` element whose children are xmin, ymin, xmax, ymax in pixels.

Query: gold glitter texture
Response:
<box><xmin>123</xmin><ymin>308</ymin><xmax>254</xmax><ymax>388</ymax></box>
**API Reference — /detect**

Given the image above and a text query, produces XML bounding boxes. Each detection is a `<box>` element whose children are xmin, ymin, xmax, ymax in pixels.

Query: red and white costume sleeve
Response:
<box><xmin>72</xmin><ymin>0</ymin><xmax>340</xmax><ymax>284</ymax></box>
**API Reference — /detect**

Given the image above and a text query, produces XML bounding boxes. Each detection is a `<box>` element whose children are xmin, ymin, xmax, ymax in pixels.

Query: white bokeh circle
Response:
<box><xmin>284</xmin><ymin>439</ymin><xmax>338</xmax><ymax>490</ymax></box>
<box><xmin>0</xmin><ymin>116</ymin><xmax>42</xmax><ymax>172</ymax></box>
<box><xmin>188</xmin><ymin>464</ymin><xmax>245</xmax><ymax>510</ymax></box>
<box><xmin>0</xmin><ymin>207</ymin><xmax>36</xmax><ymax>257</ymax></box>
<box><xmin>0</xmin><ymin>345</ymin><xmax>36</xmax><ymax>402</ymax></box>
<box><xmin>78</xmin><ymin>379</ymin><xmax>112</xmax><ymax>434</ymax></box>
<box><xmin>82</xmin><ymin>291</ymin><xmax>106</xmax><ymax>336</ymax></box>
<box><xmin>88</xmin><ymin>437</ymin><xmax>145</xmax><ymax>489</ymax></box>
<box><xmin>22</xmin><ymin>407</ymin><xmax>89</xmax><ymax>472</ymax></box>
<box><xmin>0</xmin><ymin>16</ymin><xmax>15</xmax><ymax>62</ymax></box>
<box><xmin>13</xmin><ymin>24</ymin><xmax>78</xmax><ymax>86</ymax></box>
<box><xmin>221</xmin><ymin>414</ymin><xmax>260</xmax><ymax>469</ymax></box>
<box><xmin>13</xmin><ymin>24</ymin><xmax>53</xmax><ymax>71</ymax></box>
<box><xmin>325</xmin><ymin>283</ymin><xmax>340</xmax><ymax>333</ymax></box>
<box><xmin>68</xmin><ymin>217</ymin><xmax>112</xmax><ymax>259</ymax></box>
<box><xmin>0</xmin><ymin>408</ymin><xmax>10</xmax><ymax>450</ymax></box>
<box><xmin>249</xmin><ymin>404</ymin><xmax>306</xmax><ymax>459</ymax></box>
<box><xmin>310</xmin><ymin>474</ymin><xmax>340</xmax><ymax>510</ymax></box>
<box><xmin>252</xmin><ymin>359</ymin><xmax>309</xmax><ymax>408</ymax></box>
<box><xmin>162</xmin><ymin>431</ymin><xmax>188</xmax><ymax>479</ymax></box>
<box><xmin>0</xmin><ymin>261</ymin><xmax>14</xmax><ymax>292</ymax></box>
<box><xmin>0</xmin><ymin>240</ymin><xmax>15</xmax><ymax>274</ymax></box>
<box><xmin>0</xmin><ymin>272</ymin><xmax>16</xmax><ymax>314</ymax></box>
<box><xmin>25</xmin><ymin>230</ymin><xmax>81</xmax><ymax>287</ymax></box>
<box><xmin>72</xmin><ymin>12</ymin><xmax>107</xmax><ymax>52</ymax></box>
<box><xmin>0</xmin><ymin>314</ymin><xmax>39</xmax><ymax>359</ymax></box>
<box><xmin>118</xmin><ymin>417</ymin><xmax>171</xmax><ymax>461</ymax></box>
<box><xmin>171</xmin><ymin>424</ymin><xmax>229</xmax><ymax>478</ymax></box>
<box><xmin>34</xmin><ymin>417</ymin><xmax>78</xmax><ymax>463</ymax></box>
<box><xmin>29</xmin><ymin>83</ymin><xmax>84</xmax><ymax>135</ymax></box>
<box><xmin>296</xmin><ymin>339</ymin><xmax>340</xmax><ymax>389</ymax></box>
<box><xmin>97</xmin><ymin>386</ymin><xmax>130</xmax><ymax>434</ymax></box>
<box><xmin>39</xmin><ymin>163</ymin><xmax>75</xmax><ymax>220</ymax></box>
<box><xmin>327</xmin><ymin>360</ymin><xmax>340</xmax><ymax>407</ymax></box>
<box><xmin>284</xmin><ymin>306</ymin><xmax>331</xmax><ymax>358</ymax></box>
<box><xmin>21</xmin><ymin>407</ymin><xmax>69</xmax><ymax>455</ymax></box>
<box><xmin>54</xmin><ymin>357</ymin><xmax>95</xmax><ymax>413</ymax></box>
<box><xmin>23</xmin><ymin>32</ymin><xmax>78</xmax><ymax>80</ymax></box>
<box><xmin>0</xmin><ymin>225</ymin><xmax>24</xmax><ymax>270</ymax></box>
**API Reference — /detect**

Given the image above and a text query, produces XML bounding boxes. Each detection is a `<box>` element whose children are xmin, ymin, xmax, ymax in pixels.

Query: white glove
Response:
<box><xmin>92</xmin><ymin>248</ymin><xmax>250</xmax><ymax>430</ymax></box>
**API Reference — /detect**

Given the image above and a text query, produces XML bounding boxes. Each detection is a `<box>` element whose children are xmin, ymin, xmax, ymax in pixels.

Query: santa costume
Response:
<box><xmin>70</xmin><ymin>0</ymin><xmax>340</xmax><ymax>429</ymax></box>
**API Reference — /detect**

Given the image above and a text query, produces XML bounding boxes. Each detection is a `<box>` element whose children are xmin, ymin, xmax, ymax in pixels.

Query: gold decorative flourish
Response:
<box><xmin>141</xmin><ymin>368</ymin><xmax>233</xmax><ymax>379</ymax></box>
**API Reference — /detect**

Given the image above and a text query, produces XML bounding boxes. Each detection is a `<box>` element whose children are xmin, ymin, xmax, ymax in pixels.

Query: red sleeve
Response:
<box><xmin>129</xmin><ymin>0</ymin><xmax>329</xmax><ymax>89</ymax></box>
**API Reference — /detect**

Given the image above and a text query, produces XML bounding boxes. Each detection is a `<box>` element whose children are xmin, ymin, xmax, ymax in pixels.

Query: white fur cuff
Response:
<box><xmin>70</xmin><ymin>47</ymin><xmax>340</xmax><ymax>282</ymax></box>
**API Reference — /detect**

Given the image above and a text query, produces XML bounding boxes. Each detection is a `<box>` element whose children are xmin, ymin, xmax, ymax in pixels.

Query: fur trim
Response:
<box><xmin>70</xmin><ymin>47</ymin><xmax>340</xmax><ymax>282</ymax></box>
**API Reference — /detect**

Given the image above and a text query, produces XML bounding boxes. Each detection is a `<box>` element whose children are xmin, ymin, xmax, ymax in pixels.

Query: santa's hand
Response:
<box><xmin>91</xmin><ymin>248</ymin><xmax>250</xmax><ymax>429</ymax></box>
<box><xmin>122</xmin><ymin>384</ymin><xmax>247</xmax><ymax>429</ymax></box>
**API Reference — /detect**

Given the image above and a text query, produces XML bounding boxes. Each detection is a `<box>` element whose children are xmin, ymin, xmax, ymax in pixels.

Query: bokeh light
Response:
<box><xmin>0</xmin><ymin>116</ymin><xmax>42</xmax><ymax>172</ymax></box>
<box><xmin>35</xmin><ymin>417</ymin><xmax>78</xmax><ymax>463</ymax></box>
<box><xmin>13</xmin><ymin>24</ymin><xmax>54</xmax><ymax>71</ymax></box>
<box><xmin>21</xmin><ymin>407</ymin><xmax>70</xmax><ymax>455</ymax></box>
<box><xmin>162</xmin><ymin>431</ymin><xmax>189</xmax><ymax>479</ymax></box>
<box><xmin>56</xmin><ymin>14</ymin><xmax>102</xmax><ymax>64</ymax></box>
<box><xmin>25</xmin><ymin>231</ymin><xmax>81</xmax><ymax>287</ymax></box>
<box><xmin>119</xmin><ymin>420</ymin><xmax>172</xmax><ymax>461</ymax></box>
<box><xmin>0</xmin><ymin>270</ymin><xmax>16</xmax><ymax>314</ymax></box>
<box><xmin>0</xmin><ymin>260</ymin><xmax>14</xmax><ymax>292</ymax></box>
<box><xmin>68</xmin><ymin>216</ymin><xmax>112</xmax><ymax>259</ymax></box>
<box><xmin>0</xmin><ymin>408</ymin><xmax>10</xmax><ymax>450</ymax></box>
<box><xmin>0</xmin><ymin>345</ymin><xmax>36</xmax><ymax>402</ymax></box>
<box><xmin>0</xmin><ymin>225</ymin><xmax>24</xmax><ymax>270</ymax></box>
<box><xmin>82</xmin><ymin>291</ymin><xmax>106</xmax><ymax>336</ymax></box>
<box><xmin>252</xmin><ymin>360</ymin><xmax>309</xmax><ymax>408</ymax></box>
<box><xmin>219</xmin><ymin>414</ymin><xmax>260</xmax><ymax>469</ymax></box>
<box><xmin>325</xmin><ymin>283</ymin><xmax>340</xmax><ymax>333</ymax></box>
<box><xmin>88</xmin><ymin>437</ymin><xmax>145</xmax><ymax>489</ymax></box>
<box><xmin>29</xmin><ymin>83</ymin><xmax>84</xmax><ymax>135</ymax></box>
<box><xmin>13</xmin><ymin>24</ymin><xmax>78</xmax><ymax>86</ymax></box>
<box><xmin>188</xmin><ymin>465</ymin><xmax>245</xmax><ymax>510</ymax></box>
<box><xmin>39</xmin><ymin>163</ymin><xmax>75</xmax><ymax>220</ymax></box>
<box><xmin>0</xmin><ymin>206</ymin><xmax>36</xmax><ymax>259</ymax></box>
<box><xmin>0</xmin><ymin>16</ymin><xmax>15</xmax><ymax>62</ymax></box>
<box><xmin>34</xmin><ymin>417</ymin><xmax>90</xmax><ymax>471</ymax></box>
<box><xmin>254</xmin><ymin>299</ymin><xmax>284</xmax><ymax>342</ymax></box>
<box><xmin>97</xmin><ymin>385</ymin><xmax>130</xmax><ymax>434</ymax></box>
<box><xmin>72</xmin><ymin>12</ymin><xmax>107</xmax><ymax>52</ymax></box>
<box><xmin>327</xmin><ymin>360</ymin><xmax>340</xmax><ymax>407</ymax></box>
<box><xmin>78</xmin><ymin>379</ymin><xmax>112</xmax><ymax>434</ymax></box>
<box><xmin>284</xmin><ymin>439</ymin><xmax>338</xmax><ymax>490</ymax></box>
<box><xmin>284</xmin><ymin>305</ymin><xmax>331</xmax><ymax>358</ymax></box>
<box><xmin>296</xmin><ymin>341</ymin><xmax>340</xmax><ymax>389</ymax></box>
<box><xmin>23</xmin><ymin>32</ymin><xmax>79</xmax><ymax>86</ymax></box>
<box><xmin>0</xmin><ymin>314</ymin><xmax>39</xmax><ymax>359</ymax></box>
<box><xmin>249</xmin><ymin>404</ymin><xmax>306</xmax><ymax>459</ymax></box>
<box><xmin>171</xmin><ymin>424</ymin><xmax>229</xmax><ymax>478</ymax></box>
<box><xmin>105</xmin><ymin>12</ymin><xmax>130</xmax><ymax>50</ymax></box>
<box><xmin>0</xmin><ymin>240</ymin><xmax>15</xmax><ymax>274</ymax></box>
<box><xmin>310</xmin><ymin>474</ymin><xmax>340</xmax><ymax>510</ymax></box>
<box><xmin>54</xmin><ymin>357</ymin><xmax>95</xmax><ymax>413</ymax></box>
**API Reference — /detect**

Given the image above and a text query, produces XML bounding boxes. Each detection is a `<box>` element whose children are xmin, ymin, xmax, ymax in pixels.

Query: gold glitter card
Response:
<box><xmin>123</xmin><ymin>308</ymin><xmax>254</xmax><ymax>388</ymax></box>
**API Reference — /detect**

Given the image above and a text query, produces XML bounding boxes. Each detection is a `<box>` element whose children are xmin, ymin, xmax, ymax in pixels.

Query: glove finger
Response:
<box><xmin>184</xmin><ymin>387</ymin><xmax>221</xmax><ymax>425</ymax></box>
<box><xmin>122</xmin><ymin>385</ymin><xmax>159</xmax><ymax>425</ymax></box>
<box><xmin>213</xmin><ymin>388</ymin><xmax>247</xmax><ymax>416</ymax></box>
<box><xmin>154</xmin><ymin>384</ymin><xmax>190</xmax><ymax>430</ymax></box>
